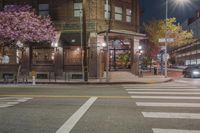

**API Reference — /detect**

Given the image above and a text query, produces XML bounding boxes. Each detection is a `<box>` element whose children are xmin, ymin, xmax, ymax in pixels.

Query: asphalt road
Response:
<box><xmin>0</xmin><ymin>81</ymin><xmax>200</xmax><ymax>133</ymax></box>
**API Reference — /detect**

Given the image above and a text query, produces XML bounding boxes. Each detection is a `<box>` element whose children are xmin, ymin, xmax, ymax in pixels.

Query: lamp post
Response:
<box><xmin>164</xmin><ymin>0</ymin><xmax>189</xmax><ymax>77</ymax></box>
<box><xmin>82</xmin><ymin>0</ymin><xmax>88</xmax><ymax>81</ymax></box>
<box><xmin>105</xmin><ymin>0</ymin><xmax>112</xmax><ymax>82</ymax></box>
<box><xmin>164</xmin><ymin>0</ymin><xmax>168</xmax><ymax>78</ymax></box>
<box><xmin>79</xmin><ymin>6</ymin><xmax>84</xmax><ymax>81</ymax></box>
<box><xmin>137</xmin><ymin>46</ymin><xmax>143</xmax><ymax>77</ymax></box>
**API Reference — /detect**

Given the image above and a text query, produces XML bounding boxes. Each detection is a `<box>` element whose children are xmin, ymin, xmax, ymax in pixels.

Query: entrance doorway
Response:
<box><xmin>104</xmin><ymin>39</ymin><xmax>131</xmax><ymax>71</ymax></box>
<box><xmin>109</xmin><ymin>48</ymin><xmax>131</xmax><ymax>71</ymax></box>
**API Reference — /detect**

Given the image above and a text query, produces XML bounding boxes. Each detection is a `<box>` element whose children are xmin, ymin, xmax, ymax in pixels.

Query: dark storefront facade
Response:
<box><xmin>0</xmin><ymin>0</ymin><xmax>145</xmax><ymax>81</ymax></box>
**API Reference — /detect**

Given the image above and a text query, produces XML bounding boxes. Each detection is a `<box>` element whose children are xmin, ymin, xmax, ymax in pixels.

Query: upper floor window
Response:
<box><xmin>74</xmin><ymin>2</ymin><xmax>82</xmax><ymax>17</ymax></box>
<box><xmin>115</xmin><ymin>6</ymin><xmax>122</xmax><ymax>21</ymax></box>
<box><xmin>104</xmin><ymin>3</ymin><xmax>111</xmax><ymax>20</ymax></box>
<box><xmin>0</xmin><ymin>3</ymin><xmax>3</xmax><ymax>10</ymax></box>
<box><xmin>126</xmin><ymin>9</ymin><xmax>132</xmax><ymax>23</ymax></box>
<box><xmin>39</xmin><ymin>4</ymin><xmax>49</xmax><ymax>16</ymax></box>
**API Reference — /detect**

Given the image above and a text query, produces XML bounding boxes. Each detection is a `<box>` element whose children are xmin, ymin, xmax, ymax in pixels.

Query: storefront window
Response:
<box><xmin>32</xmin><ymin>48</ymin><xmax>54</xmax><ymax>65</ymax></box>
<box><xmin>64</xmin><ymin>46</ymin><xmax>81</xmax><ymax>65</ymax></box>
<box><xmin>0</xmin><ymin>47</ymin><xmax>17</xmax><ymax>64</ymax></box>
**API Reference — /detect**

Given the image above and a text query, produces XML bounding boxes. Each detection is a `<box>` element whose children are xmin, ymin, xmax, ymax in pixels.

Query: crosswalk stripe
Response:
<box><xmin>142</xmin><ymin>112</ymin><xmax>200</xmax><ymax>119</ymax></box>
<box><xmin>124</xmin><ymin>86</ymin><xmax>198</xmax><ymax>89</ymax></box>
<box><xmin>122</xmin><ymin>85</ymin><xmax>196</xmax><ymax>87</ymax></box>
<box><xmin>126</xmin><ymin>89</ymin><xmax>200</xmax><ymax>91</ymax></box>
<box><xmin>131</xmin><ymin>96</ymin><xmax>200</xmax><ymax>99</ymax></box>
<box><xmin>0</xmin><ymin>97</ymin><xmax>16</xmax><ymax>100</ymax></box>
<box><xmin>152</xmin><ymin>128</ymin><xmax>200</xmax><ymax>133</ymax></box>
<box><xmin>136</xmin><ymin>102</ymin><xmax>200</xmax><ymax>107</ymax></box>
<box><xmin>0</xmin><ymin>97</ymin><xmax>32</xmax><ymax>108</ymax></box>
<box><xmin>128</xmin><ymin>92</ymin><xmax>200</xmax><ymax>95</ymax></box>
<box><xmin>0</xmin><ymin>105</ymin><xmax>13</xmax><ymax>108</ymax></box>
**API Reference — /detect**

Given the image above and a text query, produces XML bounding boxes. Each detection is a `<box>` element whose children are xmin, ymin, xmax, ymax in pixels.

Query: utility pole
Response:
<box><xmin>80</xmin><ymin>6</ymin><xmax>84</xmax><ymax>81</ymax></box>
<box><xmin>164</xmin><ymin>0</ymin><xmax>168</xmax><ymax>77</ymax></box>
<box><xmin>106</xmin><ymin>0</ymin><xmax>111</xmax><ymax>82</ymax></box>
<box><xmin>82</xmin><ymin>0</ymin><xmax>88</xmax><ymax>81</ymax></box>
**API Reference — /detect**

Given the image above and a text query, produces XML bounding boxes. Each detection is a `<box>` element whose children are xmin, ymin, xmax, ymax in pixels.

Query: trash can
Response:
<box><xmin>154</xmin><ymin>67</ymin><xmax>157</xmax><ymax>75</ymax></box>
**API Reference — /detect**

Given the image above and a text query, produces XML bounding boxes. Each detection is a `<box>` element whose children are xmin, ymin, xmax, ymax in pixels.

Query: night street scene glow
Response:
<box><xmin>1</xmin><ymin>0</ymin><xmax>200</xmax><ymax>133</ymax></box>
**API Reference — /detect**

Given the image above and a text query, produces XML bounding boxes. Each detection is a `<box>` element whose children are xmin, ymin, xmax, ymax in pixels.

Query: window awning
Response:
<box><xmin>98</xmin><ymin>29</ymin><xmax>147</xmax><ymax>40</ymax></box>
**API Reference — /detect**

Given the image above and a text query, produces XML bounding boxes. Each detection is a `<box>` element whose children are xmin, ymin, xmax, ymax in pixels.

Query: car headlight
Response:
<box><xmin>192</xmin><ymin>71</ymin><xmax>200</xmax><ymax>75</ymax></box>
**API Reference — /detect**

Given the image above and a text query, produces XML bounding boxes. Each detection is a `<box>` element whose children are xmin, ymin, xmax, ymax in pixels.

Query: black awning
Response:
<box><xmin>60</xmin><ymin>32</ymin><xmax>89</xmax><ymax>46</ymax></box>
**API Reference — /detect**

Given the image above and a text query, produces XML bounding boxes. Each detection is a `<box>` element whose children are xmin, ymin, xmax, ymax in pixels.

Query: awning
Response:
<box><xmin>98</xmin><ymin>29</ymin><xmax>147</xmax><ymax>40</ymax></box>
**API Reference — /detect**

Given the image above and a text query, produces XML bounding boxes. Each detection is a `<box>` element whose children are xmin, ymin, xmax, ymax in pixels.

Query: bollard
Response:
<box><xmin>32</xmin><ymin>76</ymin><xmax>36</xmax><ymax>85</ymax></box>
<box><xmin>154</xmin><ymin>67</ymin><xmax>157</xmax><ymax>75</ymax></box>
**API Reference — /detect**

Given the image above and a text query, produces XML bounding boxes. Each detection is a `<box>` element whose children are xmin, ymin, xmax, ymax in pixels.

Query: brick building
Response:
<box><xmin>0</xmin><ymin>0</ymin><xmax>145</xmax><ymax>81</ymax></box>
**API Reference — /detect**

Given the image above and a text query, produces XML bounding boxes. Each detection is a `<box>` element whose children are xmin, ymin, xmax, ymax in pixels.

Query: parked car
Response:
<box><xmin>183</xmin><ymin>65</ymin><xmax>200</xmax><ymax>78</ymax></box>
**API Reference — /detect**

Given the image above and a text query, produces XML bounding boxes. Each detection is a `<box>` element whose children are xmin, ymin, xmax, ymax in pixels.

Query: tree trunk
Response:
<box><xmin>17</xmin><ymin>64</ymin><xmax>21</xmax><ymax>83</ymax></box>
<box><xmin>150</xmin><ymin>59</ymin><xmax>152</xmax><ymax>72</ymax></box>
<box><xmin>16</xmin><ymin>49</ymin><xmax>24</xmax><ymax>83</ymax></box>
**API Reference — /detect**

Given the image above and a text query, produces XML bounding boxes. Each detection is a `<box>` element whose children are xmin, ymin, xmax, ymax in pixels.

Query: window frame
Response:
<box><xmin>38</xmin><ymin>4</ymin><xmax>49</xmax><ymax>16</ymax></box>
<box><xmin>126</xmin><ymin>8</ymin><xmax>132</xmax><ymax>23</ymax></box>
<box><xmin>114</xmin><ymin>6</ymin><xmax>123</xmax><ymax>21</ymax></box>
<box><xmin>104</xmin><ymin>3</ymin><xmax>111</xmax><ymax>20</ymax></box>
<box><xmin>74</xmin><ymin>2</ymin><xmax>82</xmax><ymax>17</ymax></box>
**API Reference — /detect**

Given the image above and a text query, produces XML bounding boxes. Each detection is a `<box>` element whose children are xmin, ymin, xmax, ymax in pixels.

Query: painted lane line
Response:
<box><xmin>56</xmin><ymin>97</ymin><xmax>97</xmax><ymax>133</ymax></box>
<box><xmin>152</xmin><ymin>128</ymin><xmax>200</xmax><ymax>133</ymax></box>
<box><xmin>142</xmin><ymin>112</ymin><xmax>200</xmax><ymax>119</ymax></box>
<box><xmin>126</xmin><ymin>89</ymin><xmax>200</xmax><ymax>91</ymax></box>
<box><xmin>136</xmin><ymin>102</ymin><xmax>200</xmax><ymax>107</ymax></box>
<box><xmin>128</xmin><ymin>92</ymin><xmax>200</xmax><ymax>95</ymax></box>
<box><xmin>131</xmin><ymin>96</ymin><xmax>200</xmax><ymax>99</ymax></box>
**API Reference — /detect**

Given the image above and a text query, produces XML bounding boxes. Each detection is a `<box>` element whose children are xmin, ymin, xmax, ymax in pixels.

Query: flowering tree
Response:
<box><xmin>144</xmin><ymin>18</ymin><xmax>194</xmax><ymax>46</ymax></box>
<box><xmin>144</xmin><ymin>42</ymin><xmax>160</xmax><ymax>71</ymax></box>
<box><xmin>0</xmin><ymin>5</ymin><xmax>56</xmax><ymax>82</ymax></box>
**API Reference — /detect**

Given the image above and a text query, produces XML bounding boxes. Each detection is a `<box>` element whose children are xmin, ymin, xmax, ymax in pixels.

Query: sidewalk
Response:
<box><xmin>0</xmin><ymin>71</ymin><xmax>173</xmax><ymax>84</ymax></box>
<box><xmin>106</xmin><ymin>71</ymin><xmax>172</xmax><ymax>84</ymax></box>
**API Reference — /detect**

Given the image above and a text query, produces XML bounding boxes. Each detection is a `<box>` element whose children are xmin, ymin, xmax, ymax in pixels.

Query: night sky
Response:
<box><xmin>140</xmin><ymin>0</ymin><xmax>200</xmax><ymax>24</ymax></box>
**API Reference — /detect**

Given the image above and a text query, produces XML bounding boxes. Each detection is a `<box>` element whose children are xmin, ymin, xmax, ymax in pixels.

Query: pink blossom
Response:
<box><xmin>0</xmin><ymin>5</ymin><xmax>56</xmax><ymax>46</ymax></box>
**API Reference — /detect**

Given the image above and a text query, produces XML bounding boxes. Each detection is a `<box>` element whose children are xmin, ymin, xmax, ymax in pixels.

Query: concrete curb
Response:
<box><xmin>0</xmin><ymin>78</ymin><xmax>173</xmax><ymax>85</ymax></box>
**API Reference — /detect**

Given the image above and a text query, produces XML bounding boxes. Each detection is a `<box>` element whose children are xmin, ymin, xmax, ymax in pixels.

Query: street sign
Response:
<box><xmin>159</xmin><ymin>38</ymin><xmax>174</xmax><ymax>43</ymax></box>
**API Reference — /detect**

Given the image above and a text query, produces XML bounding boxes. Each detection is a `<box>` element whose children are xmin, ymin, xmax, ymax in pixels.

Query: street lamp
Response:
<box><xmin>137</xmin><ymin>45</ymin><xmax>143</xmax><ymax>77</ymax></box>
<box><xmin>164</xmin><ymin>0</ymin><xmax>189</xmax><ymax>77</ymax></box>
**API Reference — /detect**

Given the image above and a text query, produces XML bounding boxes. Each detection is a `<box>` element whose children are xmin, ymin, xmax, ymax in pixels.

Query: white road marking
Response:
<box><xmin>142</xmin><ymin>112</ymin><xmax>200</xmax><ymax>119</ymax></box>
<box><xmin>0</xmin><ymin>97</ymin><xmax>32</xmax><ymax>108</ymax></box>
<box><xmin>128</xmin><ymin>92</ymin><xmax>200</xmax><ymax>95</ymax></box>
<box><xmin>131</xmin><ymin>96</ymin><xmax>200</xmax><ymax>99</ymax></box>
<box><xmin>56</xmin><ymin>97</ymin><xmax>97</xmax><ymax>133</ymax></box>
<box><xmin>123</xmin><ymin>86</ymin><xmax>197</xmax><ymax>89</ymax></box>
<box><xmin>153</xmin><ymin>128</ymin><xmax>200</xmax><ymax>133</ymax></box>
<box><xmin>136</xmin><ymin>102</ymin><xmax>200</xmax><ymax>107</ymax></box>
<box><xmin>126</xmin><ymin>89</ymin><xmax>200</xmax><ymax>91</ymax></box>
<box><xmin>0</xmin><ymin>97</ymin><xmax>16</xmax><ymax>100</ymax></box>
<box><xmin>0</xmin><ymin>105</ymin><xmax>13</xmax><ymax>108</ymax></box>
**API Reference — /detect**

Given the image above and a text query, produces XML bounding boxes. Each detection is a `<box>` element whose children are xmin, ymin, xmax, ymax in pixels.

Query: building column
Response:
<box><xmin>131</xmin><ymin>37</ymin><xmax>140</xmax><ymax>75</ymax></box>
<box><xmin>88</xmin><ymin>32</ymin><xmax>98</xmax><ymax>78</ymax></box>
<box><xmin>54</xmin><ymin>47</ymin><xmax>63</xmax><ymax>76</ymax></box>
<box><xmin>21</xmin><ymin>47</ymin><xmax>30</xmax><ymax>75</ymax></box>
